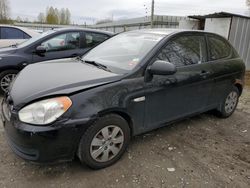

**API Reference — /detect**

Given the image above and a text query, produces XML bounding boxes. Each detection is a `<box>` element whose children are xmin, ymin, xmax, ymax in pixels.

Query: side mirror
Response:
<box><xmin>148</xmin><ymin>60</ymin><xmax>177</xmax><ymax>76</ymax></box>
<box><xmin>35</xmin><ymin>46</ymin><xmax>46</xmax><ymax>54</ymax></box>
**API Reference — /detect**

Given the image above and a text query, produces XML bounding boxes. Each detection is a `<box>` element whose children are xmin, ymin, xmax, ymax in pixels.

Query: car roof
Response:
<box><xmin>53</xmin><ymin>27</ymin><xmax>114</xmax><ymax>36</ymax></box>
<box><xmin>0</xmin><ymin>25</ymin><xmax>113</xmax><ymax>37</ymax></box>
<box><xmin>0</xmin><ymin>24</ymin><xmax>40</xmax><ymax>37</ymax></box>
<box><xmin>129</xmin><ymin>28</ymin><xmax>209</xmax><ymax>36</ymax></box>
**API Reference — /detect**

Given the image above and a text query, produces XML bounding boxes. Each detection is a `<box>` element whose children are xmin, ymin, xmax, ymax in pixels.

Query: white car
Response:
<box><xmin>0</xmin><ymin>25</ymin><xmax>40</xmax><ymax>48</ymax></box>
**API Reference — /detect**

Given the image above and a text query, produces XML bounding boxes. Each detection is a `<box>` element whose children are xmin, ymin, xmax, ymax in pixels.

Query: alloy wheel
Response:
<box><xmin>90</xmin><ymin>125</ymin><xmax>124</xmax><ymax>163</ymax></box>
<box><xmin>225</xmin><ymin>91</ymin><xmax>238</xmax><ymax>114</ymax></box>
<box><xmin>0</xmin><ymin>74</ymin><xmax>16</xmax><ymax>92</ymax></box>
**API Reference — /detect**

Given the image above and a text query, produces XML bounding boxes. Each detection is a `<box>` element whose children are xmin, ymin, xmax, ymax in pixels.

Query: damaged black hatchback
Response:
<box><xmin>2</xmin><ymin>29</ymin><xmax>245</xmax><ymax>169</ymax></box>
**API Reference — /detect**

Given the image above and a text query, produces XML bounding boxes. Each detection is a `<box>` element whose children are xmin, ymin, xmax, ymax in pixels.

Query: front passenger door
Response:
<box><xmin>32</xmin><ymin>32</ymin><xmax>83</xmax><ymax>62</ymax></box>
<box><xmin>144</xmin><ymin>34</ymin><xmax>214</xmax><ymax>130</ymax></box>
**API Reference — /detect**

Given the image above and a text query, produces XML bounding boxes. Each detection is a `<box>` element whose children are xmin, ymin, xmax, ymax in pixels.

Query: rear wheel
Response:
<box><xmin>78</xmin><ymin>114</ymin><xmax>130</xmax><ymax>169</ymax></box>
<box><xmin>0</xmin><ymin>70</ymin><xmax>18</xmax><ymax>94</ymax></box>
<box><xmin>216</xmin><ymin>86</ymin><xmax>239</xmax><ymax>118</ymax></box>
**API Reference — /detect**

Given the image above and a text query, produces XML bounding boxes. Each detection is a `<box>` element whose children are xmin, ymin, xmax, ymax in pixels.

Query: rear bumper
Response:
<box><xmin>3</xmin><ymin>115</ymin><xmax>92</xmax><ymax>163</ymax></box>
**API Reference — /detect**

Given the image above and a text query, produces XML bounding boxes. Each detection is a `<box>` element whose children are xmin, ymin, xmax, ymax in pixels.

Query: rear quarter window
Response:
<box><xmin>85</xmin><ymin>33</ymin><xmax>109</xmax><ymax>48</ymax></box>
<box><xmin>208</xmin><ymin>35</ymin><xmax>232</xmax><ymax>61</ymax></box>
<box><xmin>0</xmin><ymin>27</ymin><xmax>30</xmax><ymax>39</ymax></box>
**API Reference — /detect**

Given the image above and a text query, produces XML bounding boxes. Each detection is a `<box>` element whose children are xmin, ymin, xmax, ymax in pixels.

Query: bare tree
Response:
<box><xmin>38</xmin><ymin>6</ymin><xmax>71</xmax><ymax>25</ymax></box>
<box><xmin>54</xmin><ymin>8</ymin><xmax>59</xmax><ymax>24</ymax></box>
<box><xmin>46</xmin><ymin>6</ymin><xmax>59</xmax><ymax>24</ymax></box>
<box><xmin>0</xmin><ymin>0</ymin><xmax>11</xmax><ymax>23</ymax></box>
<box><xmin>65</xmin><ymin>8</ymin><xmax>71</xmax><ymax>24</ymax></box>
<box><xmin>60</xmin><ymin>8</ymin><xmax>66</xmax><ymax>24</ymax></box>
<box><xmin>37</xmin><ymin>12</ymin><xmax>45</xmax><ymax>23</ymax></box>
<box><xmin>24</xmin><ymin>17</ymin><xmax>29</xmax><ymax>23</ymax></box>
<box><xmin>16</xmin><ymin>16</ymin><xmax>22</xmax><ymax>22</ymax></box>
<box><xmin>247</xmin><ymin>0</ymin><xmax>250</xmax><ymax>8</ymax></box>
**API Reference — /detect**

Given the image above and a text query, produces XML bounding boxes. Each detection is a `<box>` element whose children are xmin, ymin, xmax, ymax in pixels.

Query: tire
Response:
<box><xmin>0</xmin><ymin>70</ymin><xmax>18</xmax><ymax>94</ymax></box>
<box><xmin>77</xmin><ymin>114</ymin><xmax>131</xmax><ymax>169</ymax></box>
<box><xmin>216</xmin><ymin>86</ymin><xmax>239</xmax><ymax>118</ymax></box>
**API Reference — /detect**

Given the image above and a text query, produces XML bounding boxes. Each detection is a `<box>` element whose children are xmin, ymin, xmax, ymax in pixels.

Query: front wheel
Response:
<box><xmin>77</xmin><ymin>114</ymin><xmax>130</xmax><ymax>169</ymax></box>
<box><xmin>0</xmin><ymin>70</ymin><xmax>18</xmax><ymax>94</ymax></box>
<box><xmin>216</xmin><ymin>86</ymin><xmax>239</xmax><ymax>118</ymax></box>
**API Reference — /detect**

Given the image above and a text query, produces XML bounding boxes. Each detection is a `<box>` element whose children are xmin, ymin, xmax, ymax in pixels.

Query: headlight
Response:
<box><xmin>18</xmin><ymin>96</ymin><xmax>72</xmax><ymax>125</ymax></box>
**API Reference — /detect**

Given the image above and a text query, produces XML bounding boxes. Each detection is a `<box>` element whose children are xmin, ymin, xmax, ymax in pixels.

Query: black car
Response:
<box><xmin>0</xmin><ymin>28</ymin><xmax>113</xmax><ymax>93</ymax></box>
<box><xmin>2</xmin><ymin>29</ymin><xmax>245</xmax><ymax>169</ymax></box>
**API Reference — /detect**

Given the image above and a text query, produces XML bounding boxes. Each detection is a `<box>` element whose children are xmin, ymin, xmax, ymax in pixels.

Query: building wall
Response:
<box><xmin>92</xmin><ymin>15</ymin><xmax>185</xmax><ymax>33</ymax></box>
<box><xmin>15</xmin><ymin>15</ymin><xmax>186</xmax><ymax>34</ymax></box>
<box><xmin>204</xmin><ymin>18</ymin><xmax>231</xmax><ymax>38</ymax></box>
<box><xmin>229</xmin><ymin>16</ymin><xmax>250</xmax><ymax>70</ymax></box>
<box><xmin>179</xmin><ymin>19</ymin><xmax>199</xmax><ymax>30</ymax></box>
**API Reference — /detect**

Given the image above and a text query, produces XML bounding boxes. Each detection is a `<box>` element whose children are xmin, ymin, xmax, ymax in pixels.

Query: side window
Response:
<box><xmin>208</xmin><ymin>36</ymin><xmax>231</xmax><ymax>60</ymax></box>
<box><xmin>1</xmin><ymin>27</ymin><xmax>29</xmax><ymax>39</ymax></box>
<box><xmin>157</xmin><ymin>35</ymin><xmax>206</xmax><ymax>67</ymax></box>
<box><xmin>85</xmin><ymin>33</ymin><xmax>109</xmax><ymax>48</ymax></box>
<box><xmin>41</xmin><ymin>32</ymin><xmax>80</xmax><ymax>52</ymax></box>
<box><xmin>23</xmin><ymin>33</ymin><xmax>31</xmax><ymax>39</ymax></box>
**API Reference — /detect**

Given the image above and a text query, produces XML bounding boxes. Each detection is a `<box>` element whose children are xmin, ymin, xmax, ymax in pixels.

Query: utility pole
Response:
<box><xmin>151</xmin><ymin>0</ymin><xmax>154</xmax><ymax>28</ymax></box>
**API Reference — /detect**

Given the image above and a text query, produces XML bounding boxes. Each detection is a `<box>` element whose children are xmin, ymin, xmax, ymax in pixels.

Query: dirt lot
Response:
<box><xmin>0</xmin><ymin>88</ymin><xmax>249</xmax><ymax>188</ymax></box>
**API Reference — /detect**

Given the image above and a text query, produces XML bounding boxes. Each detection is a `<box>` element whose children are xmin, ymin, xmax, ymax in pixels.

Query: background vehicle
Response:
<box><xmin>2</xmin><ymin>29</ymin><xmax>245</xmax><ymax>169</ymax></box>
<box><xmin>0</xmin><ymin>28</ymin><xmax>113</xmax><ymax>93</ymax></box>
<box><xmin>0</xmin><ymin>25</ymin><xmax>40</xmax><ymax>48</ymax></box>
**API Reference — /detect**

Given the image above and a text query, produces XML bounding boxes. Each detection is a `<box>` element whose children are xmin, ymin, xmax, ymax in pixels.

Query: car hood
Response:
<box><xmin>10</xmin><ymin>58</ymin><xmax>122</xmax><ymax>108</ymax></box>
<box><xmin>0</xmin><ymin>47</ymin><xmax>17</xmax><ymax>55</ymax></box>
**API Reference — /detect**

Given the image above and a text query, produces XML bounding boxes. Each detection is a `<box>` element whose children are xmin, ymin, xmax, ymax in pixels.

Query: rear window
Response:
<box><xmin>208</xmin><ymin>36</ymin><xmax>231</xmax><ymax>60</ymax></box>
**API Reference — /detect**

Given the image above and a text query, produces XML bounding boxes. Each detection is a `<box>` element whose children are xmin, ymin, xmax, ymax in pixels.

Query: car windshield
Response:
<box><xmin>82</xmin><ymin>32</ymin><xmax>164</xmax><ymax>74</ymax></box>
<box><xmin>18</xmin><ymin>30</ymin><xmax>56</xmax><ymax>48</ymax></box>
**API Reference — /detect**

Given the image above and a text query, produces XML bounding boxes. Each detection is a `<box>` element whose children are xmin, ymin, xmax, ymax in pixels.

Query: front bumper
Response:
<box><xmin>2</xmin><ymin>108</ymin><xmax>92</xmax><ymax>163</ymax></box>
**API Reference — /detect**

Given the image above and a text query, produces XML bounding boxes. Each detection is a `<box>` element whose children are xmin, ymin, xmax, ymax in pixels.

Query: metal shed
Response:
<box><xmin>189</xmin><ymin>12</ymin><xmax>250</xmax><ymax>70</ymax></box>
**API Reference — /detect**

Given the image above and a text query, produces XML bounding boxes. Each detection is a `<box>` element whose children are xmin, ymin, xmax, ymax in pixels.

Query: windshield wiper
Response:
<box><xmin>77</xmin><ymin>57</ymin><xmax>111</xmax><ymax>72</ymax></box>
<box><xmin>85</xmin><ymin>60</ymin><xmax>112</xmax><ymax>72</ymax></box>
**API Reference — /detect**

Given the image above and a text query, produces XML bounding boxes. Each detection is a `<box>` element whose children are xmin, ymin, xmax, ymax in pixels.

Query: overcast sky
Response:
<box><xmin>9</xmin><ymin>0</ymin><xmax>250</xmax><ymax>24</ymax></box>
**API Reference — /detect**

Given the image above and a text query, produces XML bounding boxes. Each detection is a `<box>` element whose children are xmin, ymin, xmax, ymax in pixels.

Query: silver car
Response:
<box><xmin>0</xmin><ymin>25</ymin><xmax>40</xmax><ymax>48</ymax></box>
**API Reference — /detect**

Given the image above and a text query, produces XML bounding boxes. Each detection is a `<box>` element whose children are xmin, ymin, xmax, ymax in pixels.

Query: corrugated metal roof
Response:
<box><xmin>189</xmin><ymin>12</ymin><xmax>250</xmax><ymax>20</ymax></box>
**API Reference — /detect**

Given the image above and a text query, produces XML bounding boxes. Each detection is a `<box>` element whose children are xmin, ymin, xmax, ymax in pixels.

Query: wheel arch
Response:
<box><xmin>98</xmin><ymin>108</ymin><xmax>134</xmax><ymax>136</ymax></box>
<box><xmin>0</xmin><ymin>66</ymin><xmax>21</xmax><ymax>73</ymax></box>
<box><xmin>234</xmin><ymin>79</ymin><xmax>243</xmax><ymax>96</ymax></box>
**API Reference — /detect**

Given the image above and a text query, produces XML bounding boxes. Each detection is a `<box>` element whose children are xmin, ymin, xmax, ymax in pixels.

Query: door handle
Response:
<box><xmin>22</xmin><ymin>63</ymin><xmax>28</xmax><ymax>66</ymax></box>
<box><xmin>199</xmin><ymin>70</ymin><xmax>210</xmax><ymax>78</ymax></box>
<box><xmin>71</xmin><ymin>53</ymin><xmax>79</xmax><ymax>57</ymax></box>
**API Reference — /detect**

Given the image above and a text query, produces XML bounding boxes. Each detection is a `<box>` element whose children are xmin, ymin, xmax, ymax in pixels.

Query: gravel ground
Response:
<box><xmin>0</xmin><ymin>88</ymin><xmax>249</xmax><ymax>188</ymax></box>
